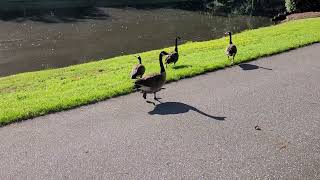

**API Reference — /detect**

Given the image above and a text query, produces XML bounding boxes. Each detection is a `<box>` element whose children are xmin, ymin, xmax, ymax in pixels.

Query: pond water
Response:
<box><xmin>0</xmin><ymin>7</ymin><xmax>272</xmax><ymax>77</ymax></box>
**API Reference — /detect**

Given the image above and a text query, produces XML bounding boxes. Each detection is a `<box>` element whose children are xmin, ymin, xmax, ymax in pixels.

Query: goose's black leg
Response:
<box><xmin>232</xmin><ymin>54</ymin><xmax>236</xmax><ymax>64</ymax></box>
<box><xmin>143</xmin><ymin>93</ymin><xmax>147</xmax><ymax>99</ymax></box>
<box><xmin>154</xmin><ymin>93</ymin><xmax>162</xmax><ymax>103</ymax></box>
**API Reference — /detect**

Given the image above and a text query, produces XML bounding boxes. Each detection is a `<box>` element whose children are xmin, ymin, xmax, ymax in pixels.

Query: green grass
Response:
<box><xmin>1</xmin><ymin>17</ymin><xmax>320</xmax><ymax>126</ymax></box>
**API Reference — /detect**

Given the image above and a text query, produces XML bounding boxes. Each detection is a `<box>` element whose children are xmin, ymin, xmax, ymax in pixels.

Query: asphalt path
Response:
<box><xmin>0</xmin><ymin>44</ymin><xmax>320</xmax><ymax>179</ymax></box>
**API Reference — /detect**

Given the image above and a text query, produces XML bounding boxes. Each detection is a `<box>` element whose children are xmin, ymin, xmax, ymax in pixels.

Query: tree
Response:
<box><xmin>285</xmin><ymin>0</ymin><xmax>320</xmax><ymax>13</ymax></box>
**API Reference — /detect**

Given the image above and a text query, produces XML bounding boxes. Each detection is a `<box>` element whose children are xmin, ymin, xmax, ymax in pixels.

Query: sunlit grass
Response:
<box><xmin>0</xmin><ymin>17</ymin><xmax>320</xmax><ymax>126</ymax></box>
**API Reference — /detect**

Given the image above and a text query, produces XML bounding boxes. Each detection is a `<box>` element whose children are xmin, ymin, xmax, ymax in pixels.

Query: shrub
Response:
<box><xmin>285</xmin><ymin>0</ymin><xmax>320</xmax><ymax>13</ymax></box>
<box><xmin>285</xmin><ymin>0</ymin><xmax>296</xmax><ymax>12</ymax></box>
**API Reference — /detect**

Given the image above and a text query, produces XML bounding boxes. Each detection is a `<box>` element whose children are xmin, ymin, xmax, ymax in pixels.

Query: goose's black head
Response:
<box><xmin>225</xmin><ymin>31</ymin><xmax>232</xmax><ymax>36</ymax></box>
<box><xmin>135</xmin><ymin>55</ymin><xmax>142</xmax><ymax>64</ymax></box>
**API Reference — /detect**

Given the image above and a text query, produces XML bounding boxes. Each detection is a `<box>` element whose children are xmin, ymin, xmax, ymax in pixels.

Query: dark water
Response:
<box><xmin>0</xmin><ymin>7</ymin><xmax>272</xmax><ymax>77</ymax></box>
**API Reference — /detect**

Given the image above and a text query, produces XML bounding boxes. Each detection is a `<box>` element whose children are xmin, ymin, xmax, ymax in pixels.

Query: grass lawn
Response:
<box><xmin>1</xmin><ymin>17</ymin><xmax>320</xmax><ymax>126</ymax></box>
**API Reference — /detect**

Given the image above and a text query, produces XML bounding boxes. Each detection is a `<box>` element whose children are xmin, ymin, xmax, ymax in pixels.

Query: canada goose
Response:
<box><xmin>272</xmin><ymin>12</ymin><xmax>289</xmax><ymax>22</ymax></box>
<box><xmin>131</xmin><ymin>55</ymin><xmax>145</xmax><ymax>79</ymax></box>
<box><xmin>135</xmin><ymin>51</ymin><xmax>168</xmax><ymax>100</ymax></box>
<box><xmin>165</xmin><ymin>37</ymin><xmax>181</xmax><ymax>67</ymax></box>
<box><xmin>225</xmin><ymin>31</ymin><xmax>237</xmax><ymax>64</ymax></box>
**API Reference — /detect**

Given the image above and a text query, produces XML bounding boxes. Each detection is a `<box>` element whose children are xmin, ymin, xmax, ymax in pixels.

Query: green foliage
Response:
<box><xmin>285</xmin><ymin>0</ymin><xmax>296</xmax><ymax>12</ymax></box>
<box><xmin>205</xmin><ymin>0</ymin><xmax>284</xmax><ymax>14</ymax></box>
<box><xmin>0</xmin><ymin>17</ymin><xmax>320</xmax><ymax>126</ymax></box>
<box><xmin>285</xmin><ymin>0</ymin><xmax>320</xmax><ymax>12</ymax></box>
<box><xmin>301</xmin><ymin>0</ymin><xmax>320</xmax><ymax>11</ymax></box>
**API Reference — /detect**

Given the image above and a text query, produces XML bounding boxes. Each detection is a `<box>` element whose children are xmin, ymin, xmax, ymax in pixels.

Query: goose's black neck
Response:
<box><xmin>159</xmin><ymin>53</ymin><xmax>165</xmax><ymax>73</ymax></box>
<box><xmin>175</xmin><ymin>38</ymin><xmax>179</xmax><ymax>52</ymax></box>
<box><xmin>229</xmin><ymin>33</ymin><xmax>233</xmax><ymax>44</ymax></box>
<box><xmin>138</xmin><ymin>57</ymin><xmax>142</xmax><ymax>64</ymax></box>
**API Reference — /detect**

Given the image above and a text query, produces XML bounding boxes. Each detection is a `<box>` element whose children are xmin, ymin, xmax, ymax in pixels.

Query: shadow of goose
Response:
<box><xmin>148</xmin><ymin>102</ymin><xmax>225</xmax><ymax>121</ymax></box>
<box><xmin>239</xmin><ymin>63</ymin><xmax>272</xmax><ymax>71</ymax></box>
<box><xmin>172</xmin><ymin>65</ymin><xmax>192</xmax><ymax>70</ymax></box>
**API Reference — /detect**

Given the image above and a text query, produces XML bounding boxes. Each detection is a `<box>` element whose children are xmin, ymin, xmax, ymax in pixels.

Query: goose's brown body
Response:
<box><xmin>131</xmin><ymin>56</ymin><xmax>145</xmax><ymax>79</ymax></box>
<box><xmin>226</xmin><ymin>44</ymin><xmax>237</xmax><ymax>57</ymax></box>
<box><xmin>165</xmin><ymin>52</ymin><xmax>179</xmax><ymax>66</ymax></box>
<box><xmin>135</xmin><ymin>72</ymin><xmax>166</xmax><ymax>93</ymax></box>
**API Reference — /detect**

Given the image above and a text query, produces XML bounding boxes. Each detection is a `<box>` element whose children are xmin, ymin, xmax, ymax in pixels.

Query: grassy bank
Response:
<box><xmin>1</xmin><ymin>17</ymin><xmax>320</xmax><ymax>126</ymax></box>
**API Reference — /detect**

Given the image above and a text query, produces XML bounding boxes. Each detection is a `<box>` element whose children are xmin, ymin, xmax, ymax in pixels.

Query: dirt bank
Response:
<box><xmin>284</xmin><ymin>12</ymin><xmax>320</xmax><ymax>21</ymax></box>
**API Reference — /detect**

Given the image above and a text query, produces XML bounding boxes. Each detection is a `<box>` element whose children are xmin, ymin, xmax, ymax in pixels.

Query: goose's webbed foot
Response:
<box><xmin>154</xmin><ymin>93</ymin><xmax>162</xmax><ymax>103</ymax></box>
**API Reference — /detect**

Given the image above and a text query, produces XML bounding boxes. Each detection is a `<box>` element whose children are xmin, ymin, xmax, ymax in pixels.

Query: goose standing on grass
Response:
<box><xmin>131</xmin><ymin>55</ymin><xmax>145</xmax><ymax>79</ymax></box>
<box><xmin>165</xmin><ymin>36</ymin><xmax>181</xmax><ymax>67</ymax></box>
<box><xmin>225</xmin><ymin>31</ymin><xmax>237</xmax><ymax>64</ymax></box>
<box><xmin>135</xmin><ymin>51</ymin><xmax>168</xmax><ymax>100</ymax></box>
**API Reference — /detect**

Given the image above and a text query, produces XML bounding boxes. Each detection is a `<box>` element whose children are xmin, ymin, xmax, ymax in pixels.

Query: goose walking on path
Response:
<box><xmin>225</xmin><ymin>31</ymin><xmax>237</xmax><ymax>65</ymax></box>
<box><xmin>131</xmin><ymin>55</ymin><xmax>145</xmax><ymax>79</ymax></box>
<box><xmin>135</xmin><ymin>51</ymin><xmax>168</xmax><ymax>100</ymax></box>
<box><xmin>165</xmin><ymin>37</ymin><xmax>181</xmax><ymax>67</ymax></box>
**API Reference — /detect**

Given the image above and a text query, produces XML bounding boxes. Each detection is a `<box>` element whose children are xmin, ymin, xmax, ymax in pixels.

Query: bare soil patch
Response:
<box><xmin>284</xmin><ymin>12</ymin><xmax>320</xmax><ymax>21</ymax></box>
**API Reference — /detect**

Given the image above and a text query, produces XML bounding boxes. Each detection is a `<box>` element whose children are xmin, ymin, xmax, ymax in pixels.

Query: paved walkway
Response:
<box><xmin>0</xmin><ymin>44</ymin><xmax>320</xmax><ymax>179</ymax></box>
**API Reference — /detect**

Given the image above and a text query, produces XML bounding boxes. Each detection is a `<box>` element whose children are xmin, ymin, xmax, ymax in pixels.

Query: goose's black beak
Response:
<box><xmin>134</xmin><ymin>55</ymin><xmax>141</xmax><ymax>59</ymax></box>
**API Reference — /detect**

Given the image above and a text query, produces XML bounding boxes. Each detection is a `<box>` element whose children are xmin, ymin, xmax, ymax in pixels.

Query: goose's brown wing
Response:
<box><xmin>226</xmin><ymin>44</ymin><xmax>237</xmax><ymax>56</ymax></box>
<box><xmin>135</xmin><ymin>73</ymin><xmax>163</xmax><ymax>88</ymax></box>
<box><xmin>131</xmin><ymin>64</ymin><xmax>145</xmax><ymax>79</ymax></box>
<box><xmin>165</xmin><ymin>51</ymin><xmax>179</xmax><ymax>64</ymax></box>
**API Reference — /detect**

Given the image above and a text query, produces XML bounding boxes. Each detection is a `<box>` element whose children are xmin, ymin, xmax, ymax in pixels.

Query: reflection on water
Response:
<box><xmin>0</xmin><ymin>7</ymin><xmax>272</xmax><ymax>77</ymax></box>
